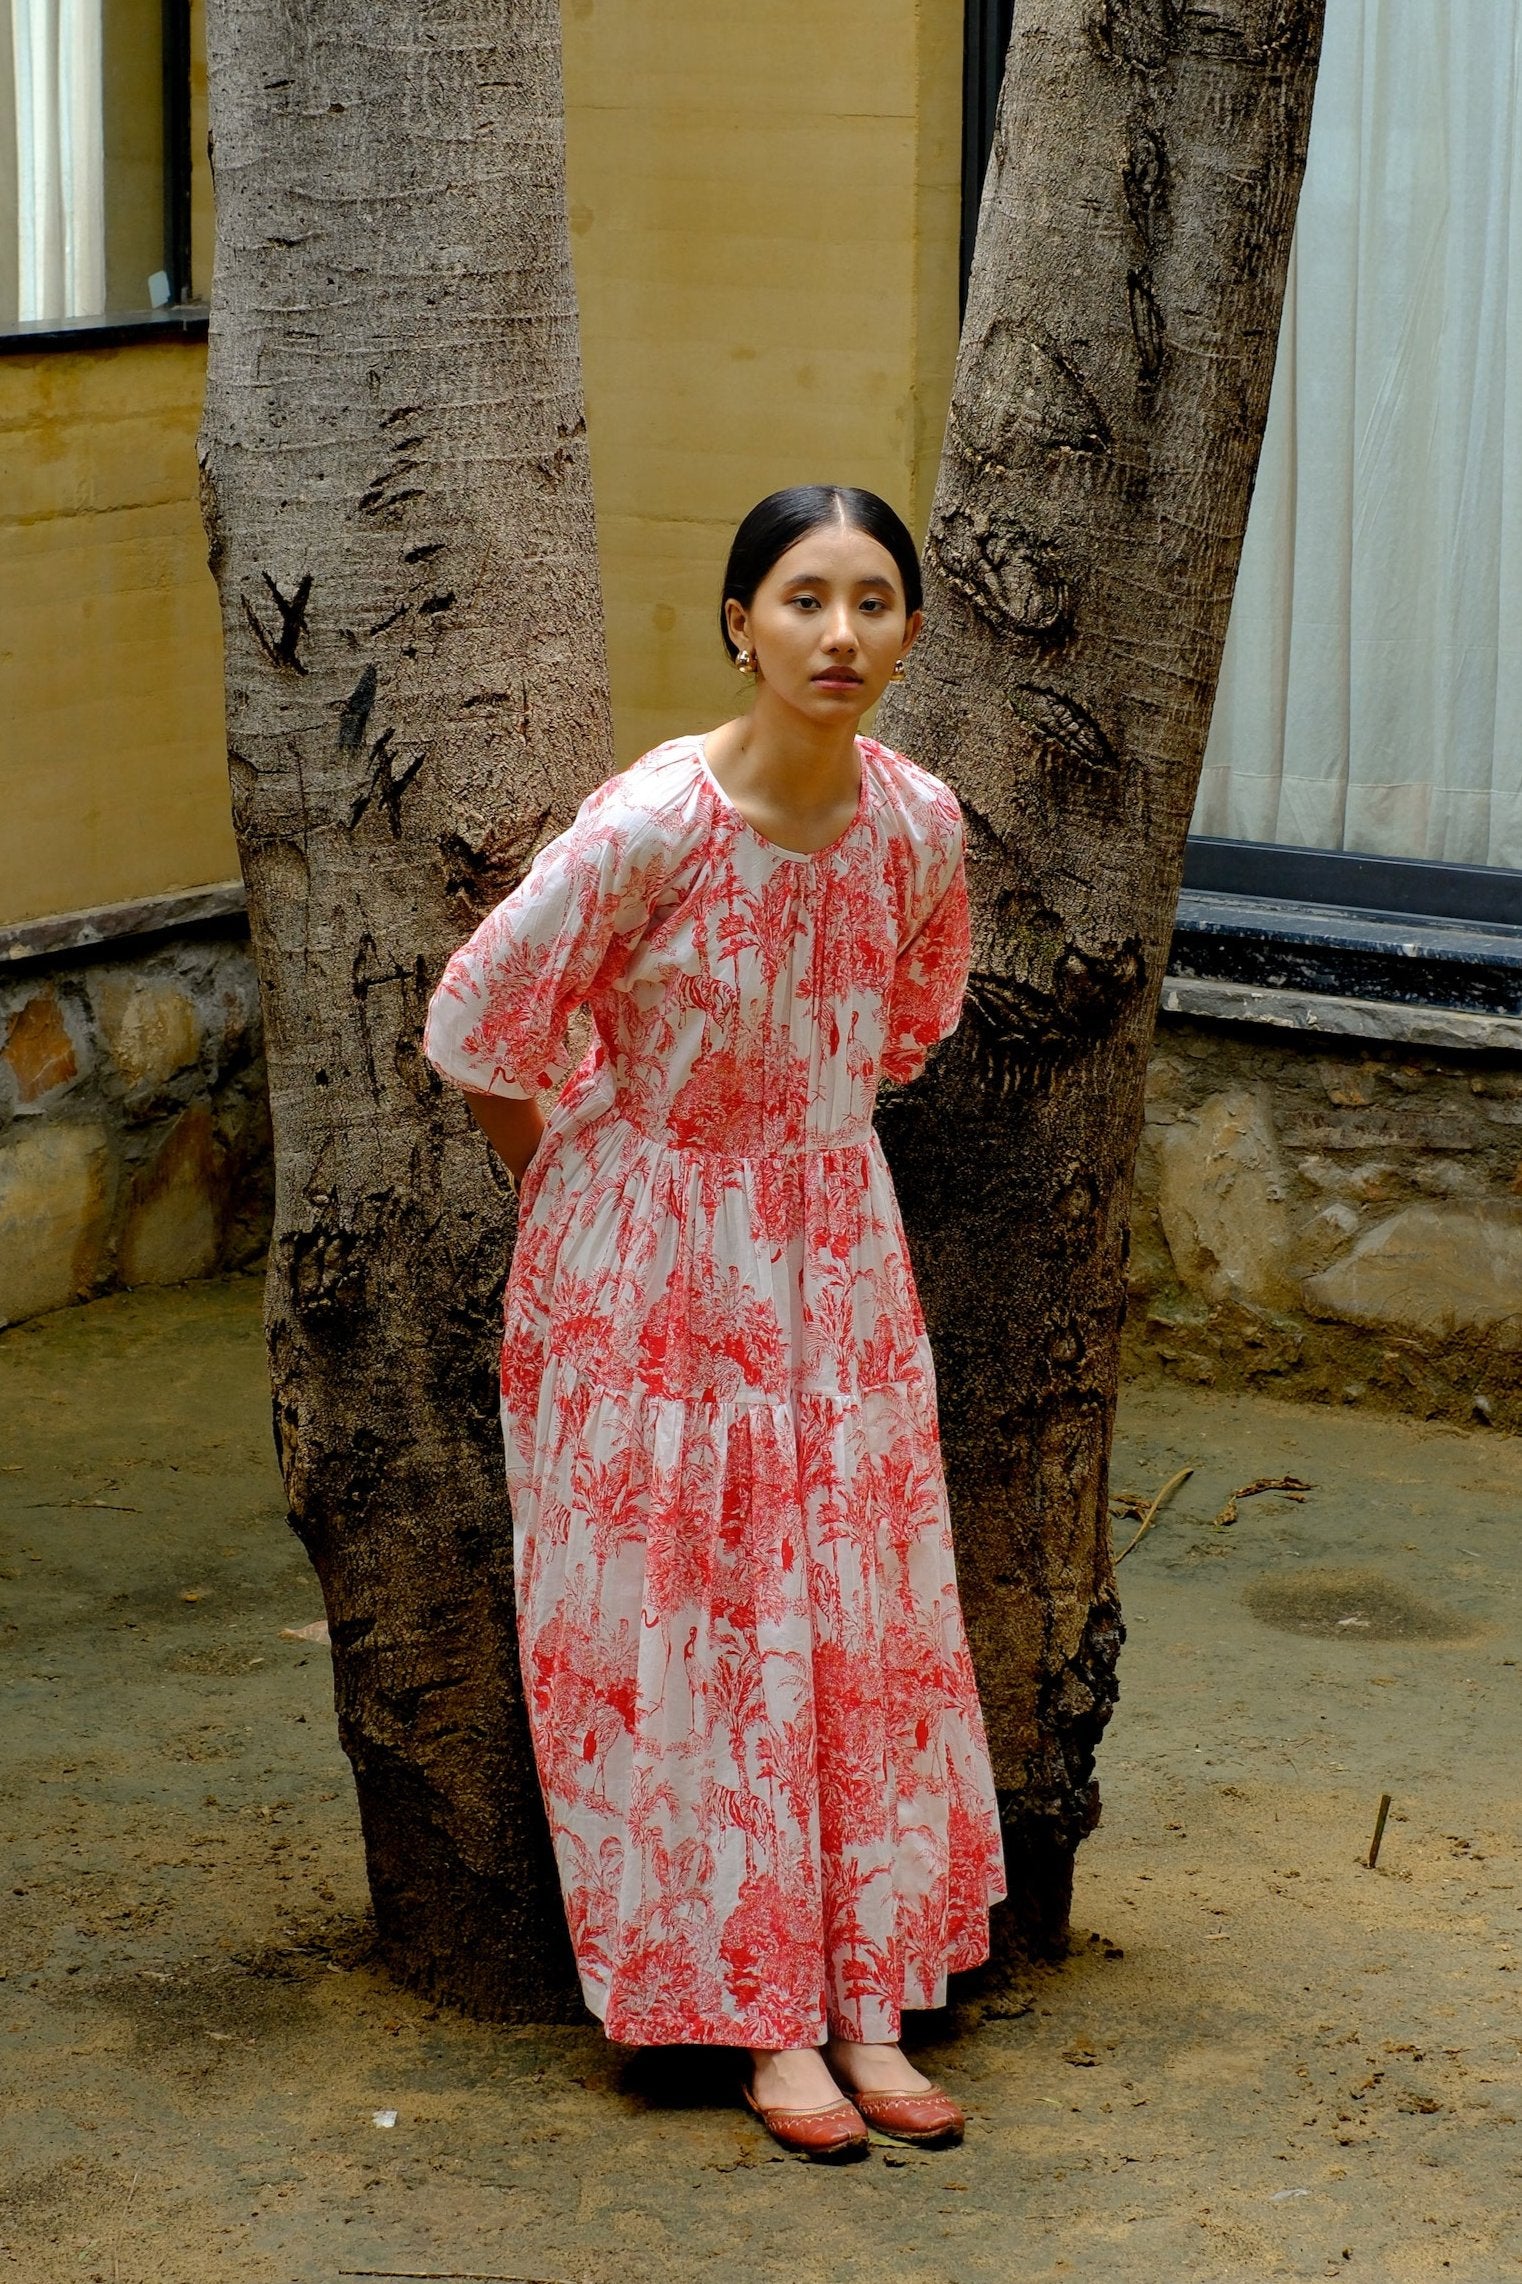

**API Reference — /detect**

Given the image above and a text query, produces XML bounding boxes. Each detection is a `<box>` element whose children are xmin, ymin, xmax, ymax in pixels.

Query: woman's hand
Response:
<box><xmin>461</xmin><ymin>1091</ymin><xmax>546</xmax><ymax>1185</ymax></box>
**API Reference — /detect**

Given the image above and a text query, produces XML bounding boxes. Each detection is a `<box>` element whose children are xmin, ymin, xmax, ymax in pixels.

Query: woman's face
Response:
<box><xmin>727</xmin><ymin>520</ymin><xmax>921</xmax><ymax>727</ymax></box>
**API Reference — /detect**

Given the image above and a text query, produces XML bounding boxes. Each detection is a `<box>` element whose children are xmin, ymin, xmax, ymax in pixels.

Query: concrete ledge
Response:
<box><xmin>0</xmin><ymin>884</ymin><xmax>248</xmax><ymax>969</ymax></box>
<box><xmin>1160</xmin><ymin>974</ymin><xmax>1522</xmax><ymax>1055</ymax></box>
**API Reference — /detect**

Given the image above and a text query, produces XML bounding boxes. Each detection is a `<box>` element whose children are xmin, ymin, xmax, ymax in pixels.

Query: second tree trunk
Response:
<box><xmin>878</xmin><ymin>0</ymin><xmax>1326</xmax><ymax>1957</ymax></box>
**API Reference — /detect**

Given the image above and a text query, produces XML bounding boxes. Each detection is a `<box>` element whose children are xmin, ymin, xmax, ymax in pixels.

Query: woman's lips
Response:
<box><xmin>812</xmin><ymin>672</ymin><xmax>863</xmax><ymax>688</ymax></box>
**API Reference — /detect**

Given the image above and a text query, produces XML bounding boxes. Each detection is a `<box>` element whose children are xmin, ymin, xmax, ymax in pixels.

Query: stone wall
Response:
<box><xmin>0</xmin><ymin>933</ymin><xmax>271</xmax><ymax>1326</ymax></box>
<box><xmin>5</xmin><ymin>943</ymin><xmax>1519</xmax><ymax>1440</ymax></box>
<box><xmin>1126</xmin><ymin>1014</ymin><xmax>1522</xmax><ymax>1432</ymax></box>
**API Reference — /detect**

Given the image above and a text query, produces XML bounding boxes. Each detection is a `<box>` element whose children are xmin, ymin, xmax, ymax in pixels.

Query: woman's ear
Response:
<box><xmin>900</xmin><ymin>606</ymin><xmax>924</xmax><ymax>656</ymax></box>
<box><xmin>724</xmin><ymin>596</ymin><xmax>751</xmax><ymax>654</ymax></box>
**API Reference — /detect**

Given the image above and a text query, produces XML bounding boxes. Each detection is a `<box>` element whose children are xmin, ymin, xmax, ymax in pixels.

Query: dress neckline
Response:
<box><xmin>693</xmin><ymin>734</ymin><xmax>867</xmax><ymax>862</ymax></box>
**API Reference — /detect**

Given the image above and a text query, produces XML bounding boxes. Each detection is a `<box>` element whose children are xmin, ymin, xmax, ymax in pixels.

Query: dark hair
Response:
<box><xmin>718</xmin><ymin>485</ymin><xmax>923</xmax><ymax>659</ymax></box>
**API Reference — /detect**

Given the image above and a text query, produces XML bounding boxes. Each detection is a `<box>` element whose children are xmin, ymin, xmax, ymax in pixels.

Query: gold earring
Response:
<box><xmin>891</xmin><ymin>657</ymin><xmax>907</xmax><ymax>680</ymax></box>
<box><xmin>735</xmin><ymin>648</ymin><xmax>755</xmax><ymax>675</ymax></box>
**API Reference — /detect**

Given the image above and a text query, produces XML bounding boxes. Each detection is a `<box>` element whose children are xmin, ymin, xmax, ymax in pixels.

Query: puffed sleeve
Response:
<box><xmin>423</xmin><ymin>777</ymin><xmax>681</xmax><ymax>1100</ymax></box>
<box><xmin>878</xmin><ymin>813</ymin><xmax>971</xmax><ymax>1089</ymax></box>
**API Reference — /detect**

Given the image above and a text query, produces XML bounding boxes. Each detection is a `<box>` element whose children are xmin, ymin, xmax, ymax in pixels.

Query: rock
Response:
<box><xmin>91</xmin><ymin>974</ymin><xmax>202</xmax><ymax>1091</ymax></box>
<box><xmin>118</xmin><ymin>1107</ymin><xmax>220</xmax><ymax>1287</ymax></box>
<box><xmin>1317</xmin><ymin>1060</ymin><xmax>1377</xmax><ymax>1108</ymax></box>
<box><xmin>1144</xmin><ymin>1054</ymin><xmax>1190</xmax><ymax>1109</ymax></box>
<box><xmin>1156</xmin><ymin>1087</ymin><xmax>1295</xmax><ymax>1308</ymax></box>
<box><xmin>1303</xmin><ymin>1205</ymin><xmax>1522</xmax><ymax>1336</ymax></box>
<box><xmin>1295</xmin><ymin>1154</ymin><xmax>1398</xmax><ymax>1201</ymax></box>
<box><xmin>1124</xmin><ymin>1215</ymin><xmax>1175</xmax><ymax>1301</ymax></box>
<box><xmin>1408</xmin><ymin>1159</ymin><xmax>1486</xmax><ymax>1198</ymax></box>
<box><xmin>0</xmin><ymin>1125</ymin><xmax>113</xmax><ymax>1322</ymax></box>
<box><xmin>1294</xmin><ymin>1199</ymin><xmax>1361</xmax><ymax>1276</ymax></box>
<box><xmin>2</xmin><ymin>987</ymin><xmax>79</xmax><ymax>1104</ymax></box>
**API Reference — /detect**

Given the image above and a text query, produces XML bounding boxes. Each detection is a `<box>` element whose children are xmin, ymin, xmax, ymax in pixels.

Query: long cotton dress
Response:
<box><xmin>424</xmin><ymin>732</ymin><xmax>1005</xmax><ymax>2048</ymax></box>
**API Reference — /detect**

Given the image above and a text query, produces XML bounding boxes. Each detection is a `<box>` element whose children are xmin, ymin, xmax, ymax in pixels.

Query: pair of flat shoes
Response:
<box><xmin>742</xmin><ymin>2078</ymin><xmax>965</xmax><ymax>2161</ymax></box>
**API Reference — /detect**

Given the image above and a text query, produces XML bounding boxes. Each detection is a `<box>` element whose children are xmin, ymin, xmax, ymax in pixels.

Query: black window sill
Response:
<box><xmin>1168</xmin><ymin>888</ymin><xmax>1522</xmax><ymax>1020</ymax></box>
<box><xmin>0</xmin><ymin>305</ymin><xmax>210</xmax><ymax>356</ymax></box>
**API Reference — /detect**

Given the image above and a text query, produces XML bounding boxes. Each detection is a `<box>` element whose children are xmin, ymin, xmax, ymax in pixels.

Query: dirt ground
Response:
<box><xmin>2</xmin><ymin>1275</ymin><xmax>1519</xmax><ymax>2284</ymax></box>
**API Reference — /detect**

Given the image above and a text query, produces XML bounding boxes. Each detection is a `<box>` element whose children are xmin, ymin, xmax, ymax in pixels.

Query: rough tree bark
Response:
<box><xmin>198</xmin><ymin>0</ymin><xmax>608</xmax><ymax>2015</ymax></box>
<box><xmin>877</xmin><ymin>0</ymin><xmax>1325</xmax><ymax>1958</ymax></box>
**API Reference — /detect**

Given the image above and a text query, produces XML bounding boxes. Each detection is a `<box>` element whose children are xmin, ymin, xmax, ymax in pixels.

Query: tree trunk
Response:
<box><xmin>198</xmin><ymin>0</ymin><xmax>609</xmax><ymax>2016</ymax></box>
<box><xmin>876</xmin><ymin>0</ymin><xmax>1325</xmax><ymax>1962</ymax></box>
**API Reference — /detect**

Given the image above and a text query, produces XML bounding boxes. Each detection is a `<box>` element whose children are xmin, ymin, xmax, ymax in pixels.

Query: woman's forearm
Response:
<box><xmin>462</xmin><ymin>1090</ymin><xmax>545</xmax><ymax>1183</ymax></box>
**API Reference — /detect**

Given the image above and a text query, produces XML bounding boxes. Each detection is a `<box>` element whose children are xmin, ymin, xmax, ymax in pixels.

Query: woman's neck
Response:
<box><xmin>702</xmin><ymin>691</ymin><xmax>864</xmax><ymax>854</ymax></box>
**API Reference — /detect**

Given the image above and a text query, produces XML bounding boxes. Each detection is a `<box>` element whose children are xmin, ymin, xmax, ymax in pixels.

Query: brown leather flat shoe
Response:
<box><xmin>741</xmin><ymin>2083</ymin><xmax>870</xmax><ymax>2162</ymax></box>
<box><xmin>850</xmin><ymin>2083</ymin><xmax>965</xmax><ymax>2147</ymax></box>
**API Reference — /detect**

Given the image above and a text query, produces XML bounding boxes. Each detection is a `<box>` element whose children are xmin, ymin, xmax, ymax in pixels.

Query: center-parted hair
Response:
<box><xmin>718</xmin><ymin>485</ymin><xmax>923</xmax><ymax>659</ymax></box>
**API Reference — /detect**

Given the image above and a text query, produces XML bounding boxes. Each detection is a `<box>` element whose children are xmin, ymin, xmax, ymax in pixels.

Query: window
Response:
<box><xmin>960</xmin><ymin>0</ymin><xmax>1015</xmax><ymax>312</ymax></box>
<box><xmin>962</xmin><ymin>0</ymin><xmax>1522</xmax><ymax>941</ymax></box>
<box><xmin>1</xmin><ymin>0</ymin><xmax>192</xmax><ymax>332</ymax></box>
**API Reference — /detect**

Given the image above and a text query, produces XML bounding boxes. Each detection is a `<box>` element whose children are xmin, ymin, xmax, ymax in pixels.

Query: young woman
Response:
<box><xmin>424</xmin><ymin>485</ymin><xmax>1005</xmax><ymax>2162</ymax></box>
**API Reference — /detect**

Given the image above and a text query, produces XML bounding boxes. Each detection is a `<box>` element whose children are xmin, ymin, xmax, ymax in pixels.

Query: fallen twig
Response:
<box><xmin>337</xmin><ymin>2272</ymin><xmax>572</xmax><ymax>2282</ymax></box>
<box><xmin>1209</xmin><ymin>1474</ymin><xmax>1313</xmax><ymax>1529</ymax></box>
<box><xmin>109</xmin><ymin>2167</ymin><xmax>140</xmax><ymax>2284</ymax></box>
<box><xmin>1367</xmin><ymin>1792</ymin><xmax>1393</xmax><ymax>1870</ymax></box>
<box><xmin>1113</xmin><ymin>1466</ymin><xmax>1194</xmax><ymax>1563</ymax></box>
<box><xmin>27</xmin><ymin>1498</ymin><xmax>143</xmax><ymax>1512</ymax></box>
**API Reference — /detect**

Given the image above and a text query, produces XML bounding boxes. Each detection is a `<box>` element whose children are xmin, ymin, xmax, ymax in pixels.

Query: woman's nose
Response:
<box><xmin>821</xmin><ymin>610</ymin><xmax>858</xmax><ymax>653</ymax></box>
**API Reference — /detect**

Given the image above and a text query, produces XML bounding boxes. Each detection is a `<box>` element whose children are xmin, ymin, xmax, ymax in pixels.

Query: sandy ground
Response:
<box><xmin>1</xmin><ymin>1273</ymin><xmax>1519</xmax><ymax>2284</ymax></box>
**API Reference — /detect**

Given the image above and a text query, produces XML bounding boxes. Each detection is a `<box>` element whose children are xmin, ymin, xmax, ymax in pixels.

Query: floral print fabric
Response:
<box><xmin>424</xmin><ymin>735</ymin><xmax>1005</xmax><ymax>2046</ymax></box>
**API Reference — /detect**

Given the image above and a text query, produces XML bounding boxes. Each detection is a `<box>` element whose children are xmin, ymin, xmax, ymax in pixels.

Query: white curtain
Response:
<box><xmin>10</xmin><ymin>0</ymin><xmax>104</xmax><ymax>322</ymax></box>
<box><xmin>1193</xmin><ymin>0</ymin><xmax>1522</xmax><ymax>873</ymax></box>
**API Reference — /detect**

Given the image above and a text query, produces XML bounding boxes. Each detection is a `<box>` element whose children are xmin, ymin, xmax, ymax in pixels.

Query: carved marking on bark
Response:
<box><xmin>960</xmin><ymin>320</ymin><xmax>1114</xmax><ymax>460</ymax></box>
<box><xmin>338</xmin><ymin>664</ymin><xmax>379</xmax><ymax>754</ymax></box>
<box><xmin>242</xmin><ymin>571</ymin><xmax>313</xmax><ymax>673</ymax></box>
<box><xmin>440</xmin><ymin>808</ymin><xmax>554</xmax><ymax>922</ymax></box>
<box><xmin>930</xmin><ymin>510</ymin><xmax>1072</xmax><ymax>641</ymax></box>
<box><xmin>1008</xmin><ymin>683</ymin><xmax>1121</xmax><ymax>773</ymax></box>
<box><xmin>285</xmin><ymin>1217</ymin><xmax>369</xmax><ymax>1323</ymax></box>
<box><xmin>1127</xmin><ymin>266</ymin><xmax>1167</xmax><ymax>388</ymax></box>
<box><xmin>963</xmin><ymin>937</ymin><xmax>1147</xmax><ymax>1099</ymax></box>
<box><xmin>1091</xmin><ymin>0</ymin><xmax>1180</xmax><ymax>71</ymax></box>
<box><xmin>1261</xmin><ymin>0</ymin><xmax>1320</xmax><ymax>55</ymax></box>
<box><xmin>1182</xmin><ymin>0</ymin><xmax>1321</xmax><ymax>60</ymax></box>
<box><xmin>348</xmin><ymin>727</ymin><xmax>427</xmax><ymax>837</ymax></box>
<box><xmin>1123</xmin><ymin>122</ymin><xmax>1169</xmax><ymax>241</ymax></box>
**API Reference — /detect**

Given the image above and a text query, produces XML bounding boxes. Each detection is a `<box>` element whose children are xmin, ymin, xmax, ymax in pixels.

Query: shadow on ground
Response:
<box><xmin>2</xmin><ymin>1276</ymin><xmax>1519</xmax><ymax>2282</ymax></box>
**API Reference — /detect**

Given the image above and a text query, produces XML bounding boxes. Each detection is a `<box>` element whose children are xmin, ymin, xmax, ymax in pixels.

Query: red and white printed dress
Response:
<box><xmin>424</xmin><ymin>733</ymin><xmax>1005</xmax><ymax>2047</ymax></box>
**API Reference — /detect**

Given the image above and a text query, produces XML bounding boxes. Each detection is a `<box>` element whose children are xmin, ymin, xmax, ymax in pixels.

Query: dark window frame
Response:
<box><xmin>960</xmin><ymin>0</ymin><xmax>1016</xmax><ymax>313</ymax></box>
<box><xmin>0</xmin><ymin>0</ymin><xmax>197</xmax><ymax>346</ymax></box>
<box><xmin>960</xmin><ymin>0</ymin><xmax>1522</xmax><ymax>950</ymax></box>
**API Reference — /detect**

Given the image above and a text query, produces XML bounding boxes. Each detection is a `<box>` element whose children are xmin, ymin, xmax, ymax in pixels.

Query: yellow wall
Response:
<box><xmin>0</xmin><ymin>0</ymin><xmax>962</xmax><ymax>926</ymax></box>
<box><xmin>0</xmin><ymin>343</ymin><xmax>234</xmax><ymax>925</ymax></box>
<box><xmin>562</xmin><ymin>0</ymin><xmax>962</xmax><ymax>765</ymax></box>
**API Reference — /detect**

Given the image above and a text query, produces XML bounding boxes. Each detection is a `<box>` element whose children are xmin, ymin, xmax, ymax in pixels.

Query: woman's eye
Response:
<box><xmin>791</xmin><ymin>595</ymin><xmax>820</xmax><ymax>611</ymax></box>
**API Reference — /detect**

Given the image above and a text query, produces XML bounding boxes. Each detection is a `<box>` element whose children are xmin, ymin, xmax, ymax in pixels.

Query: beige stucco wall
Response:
<box><xmin>0</xmin><ymin>340</ymin><xmax>234</xmax><ymax>925</ymax></box>
<box><xmin>562</xmin><ymin>0</ymin><xmax>962</xmax><ymax>765</ymax></box>
<box><xmin>0</xmin><ymin>0</ymin><xmax>226</xmax><ymax>931</ymax></box>
<box><xmin>0</xmin><ymin>0</ymin><xmax>962</xmax><ymax>926</ymax></box>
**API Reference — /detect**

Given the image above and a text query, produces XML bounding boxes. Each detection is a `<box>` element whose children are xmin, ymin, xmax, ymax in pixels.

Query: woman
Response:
<box><xmin>424</xmin><ymin>485</ymin><xmax>1005</xmax><ymax>2162</ymax></box>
